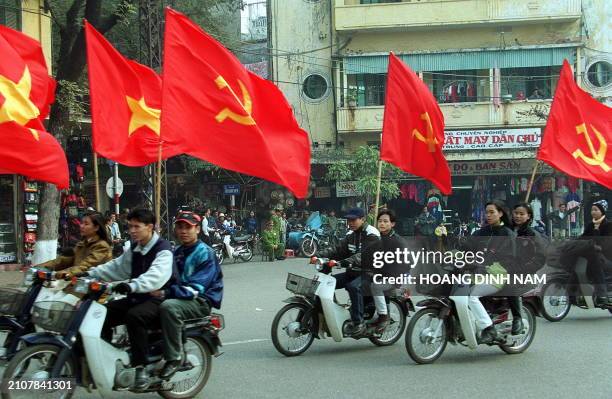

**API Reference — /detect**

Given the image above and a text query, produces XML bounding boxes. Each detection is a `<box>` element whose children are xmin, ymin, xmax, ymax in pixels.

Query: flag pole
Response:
<box><xmin>93</xmin><ymin>152</ymin><xmax>101</xmax><ymax>211</ymax></box>
<box><xmin>374</xmin><ymin>159</ymin><xmax>383</xmax><ymax>219</ymax></box>
<box><xmin>524</xmin><ymin>160</ymin><xmax>540</xmax><ymax>203</ymax></box>
<box><xmin>155</xmin><ymin>142</ymin><xmax>162</xmax><ymax>232</ymax></box>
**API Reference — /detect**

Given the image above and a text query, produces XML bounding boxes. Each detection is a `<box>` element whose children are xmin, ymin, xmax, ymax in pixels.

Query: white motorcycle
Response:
<box><xmin>271</xmin><ymin>258</ymin><xmax>411</xmax><ymax>356</ymax></box>
<box><xmin>405</xmin><ymin>263</ymin><xmax>537</xmax><ymax>364</ymax></box>
<box><xmin>1</xmin><ymin>276</ymin><xmax>224</xmax><ymax>399</ymax></box>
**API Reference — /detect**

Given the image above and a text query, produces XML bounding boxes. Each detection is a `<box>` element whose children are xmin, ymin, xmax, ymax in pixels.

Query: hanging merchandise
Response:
<box><xmin>23</xmin><ymin>180</ymin><xmax>40</xmax><ymax>261</ymax></box>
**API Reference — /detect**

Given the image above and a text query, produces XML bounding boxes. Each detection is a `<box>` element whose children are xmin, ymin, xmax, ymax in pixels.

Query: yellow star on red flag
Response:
<box><xmin>0</xmin><ymin>66</ymin><xmax>40</xmax><ymax>140</ymax></box>
<box><xmin>126</xmin><ymin>95</ymin><xmax>161</xmax><ymax>136</ymax></box>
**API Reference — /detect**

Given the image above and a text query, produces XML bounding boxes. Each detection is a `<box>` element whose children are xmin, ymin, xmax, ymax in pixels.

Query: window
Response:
<box><xmin>500</xmin><ymin>66</ymin><xmax>561</xmax><ymax>100</ymax></box>
<box><xmin>360</xmin><ymin>0</ymin><xmax>401</xmax><ymax>4</ymax></box>
<box><xmin>346</xmin><ymin>74</ymin><xmax>386</xmax><ymax>107</ymax></box>
<box><xmin>0</xmin><ymin>0</ymin><xmax>20</xmax><ymax>30</ymax></box>
<box><xmin>586</xmin><ymin>61</ymin><xmax>611</xmax><ymax>88</ymax></box>
<box><xmin>424</xmin><ymin>70</ymin><xmax>487</xmax><ymax>104</ymax></box>
<box><xmin>302</xmin><ymin>74</ymin><xmax>329</xmax><ymax>101</ymax></box>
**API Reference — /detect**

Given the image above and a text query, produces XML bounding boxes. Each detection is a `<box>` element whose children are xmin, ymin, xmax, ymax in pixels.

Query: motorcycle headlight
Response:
<box><xmin>314</xmin><ymin>262</ymin><xmax>323</xmax><ymax>272</ymax></box>
<box><xmin>74</xmin><ymin>279</ymin><xmax>91</xmax><ymax>294</ymax></box>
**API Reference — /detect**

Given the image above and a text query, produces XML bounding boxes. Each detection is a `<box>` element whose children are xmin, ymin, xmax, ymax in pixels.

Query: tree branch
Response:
<box><xmin>43</xmin><ymin>0</ymin><xmax>65</xmax><ymax>32</ymax></box>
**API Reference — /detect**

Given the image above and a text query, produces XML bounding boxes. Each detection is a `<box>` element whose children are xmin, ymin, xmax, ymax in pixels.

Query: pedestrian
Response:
<box><xmin>244</xmin><ymin>211</ymin><xmax>258</xmax><ymax>235</ymax></box>
<box><xmin>200</xmin><ymin>208</ymin><xmax>214</xmax><ymax>244</ymax></box>
<box><xmin>415</xmin><ymin>206</ymin><xmax>436</xmax><ymax>249</ymax></box>
<box><xmin>547</xmin><ymin>202</ymin><xmax>580</xmax><ymax>239</ymax></box>
<box><xmin>261</xmin><ymin>220</ymin><xmax>285</xmax><ymax>261</ymax></box>
<box><xmin>280</xmin><ymin>211</ymin><xmax>288</xmax><ymax>246</ymax></box>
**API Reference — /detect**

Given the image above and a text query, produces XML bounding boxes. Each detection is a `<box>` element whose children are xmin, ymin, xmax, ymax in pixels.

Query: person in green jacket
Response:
<box><xmin>261</xmin><ymin>220</ymin><xmax>285</xmax><ymax>261</ymax></box>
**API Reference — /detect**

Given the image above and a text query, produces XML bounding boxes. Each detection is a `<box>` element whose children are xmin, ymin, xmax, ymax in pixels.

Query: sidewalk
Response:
<box><xmin>0</xmin><ymin>263</ymin><xmax>23</xmax><ymax>272</ymax></box>
<box><xmin>0</xmin><ymin>270</ymin><xmax>26</xmax><ymax>286</ymax></box>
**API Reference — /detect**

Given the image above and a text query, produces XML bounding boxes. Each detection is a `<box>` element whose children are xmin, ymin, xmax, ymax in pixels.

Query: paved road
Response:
<box><xmin>1</xmin><ymin>259</ymin><xmax>610</xmax><ymax>399</ymax></box>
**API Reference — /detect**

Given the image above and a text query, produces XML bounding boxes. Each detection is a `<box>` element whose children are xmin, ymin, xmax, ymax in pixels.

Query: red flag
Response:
<box><xmin>538</xmin><ymin>60</ymin><xmax>612</xmax><ymax>189</ymax></box>
<box><xmin>161</xmin><ymin>8</ymin><xmax>311</xmax><ymax>198</ymax></box>
<box><xmin>85</xmin><ymin>21</ymin><xmax>183</xmax><ymax>166</ymax></box>
<box><xmin>0</xmin><ymin>25</ymin><xmax>55</xmax><ymax>131</ymax></box>
<box><xmin>0</xmin><ymin>122</ymin><xmax>68</xmax><ymax>188</ymax></box>
<box><xmin>381</xmin><ymin>53</ymin><xmax>452</xmax><ymax>195</ymax></box>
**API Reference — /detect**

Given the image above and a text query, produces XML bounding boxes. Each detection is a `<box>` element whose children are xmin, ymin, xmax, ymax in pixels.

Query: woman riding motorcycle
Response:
<box><xmin>579</xmin><ymin>200</ymin><xmax>611</xmax><ymax>306</ymax></box>
<box><xmin>38</xmin><ymin>212</ymin><xmax>113</xmax><ymax>278</ymax></box>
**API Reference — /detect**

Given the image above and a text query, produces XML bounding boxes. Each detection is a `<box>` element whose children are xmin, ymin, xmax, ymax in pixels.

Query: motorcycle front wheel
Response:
<box><xmin>239</xmin><ymin>245</ymin><xmax>253</xmax><ymax>262</ymax></box>
<box><xmin>540</xmin><ymin>281</ymin><xmax>571</xmax><ymax>322</ymax></box>
<box><xmin>1</xmin><ymin>344</ymin><xmax>76</xmax><ymax>399</ymax></box>
<box><xmin>160</xmin><ymin>337</ymin><xmax>212</xmax><ymax>399</ymax></box>
<box><xmin>300</xmin><ymin>238</ymin><xmax>318</xmax><ymax>258</ymax></box>
<box><xmin>405</xmin><ymin>308</ymin><xmax>448</xmax><ymax>364</ymax></box>
<box><xmin>369</xmin><ymin>299</ymin><xmax>407</xmax><ymax>346</ymax></box>
<box><xmin>271</xmin><ymin>303</ymin><xmax>315</xmax><ymax>356</ymax></box>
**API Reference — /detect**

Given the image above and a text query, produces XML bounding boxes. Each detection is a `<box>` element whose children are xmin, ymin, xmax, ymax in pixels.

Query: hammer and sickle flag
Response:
<box><xmin>85</xmin><ymin>21</ymin><xmax>183</xmax><ymax>167</ymax></box>
<box><xmin>381</xmin><ymin>53</ymin><xmax>451</xmax><ymax>195</ymax></box>
<box><xmin>0</xmin><ymin>26</ymin><xmax>68</xmax><ymax>188</ymax></box>
<box><xmin>538</xmin><ymin>60</ymin><xmax>612</xmax><ymax>189</ymax></box>
<box><xmin>161</xmin><ymin>8</ymin><xmax>311</xmax><ymax>198</ymax></box>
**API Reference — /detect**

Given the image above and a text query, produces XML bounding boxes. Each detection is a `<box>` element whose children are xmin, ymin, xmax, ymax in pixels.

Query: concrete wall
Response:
<box><xmin>21</xmin><ymin>0</ymin><xmax>52</xmax><ymax>71</ymax></box>
<box><xmin>270</xmin><ymin>0</ymin><xmax>336</xmax><ymax>147</ymax></box>
<box><xmin>580</xmin><ymin>0</ymin><xmax>611</xmax><ymax>104</ymax></box>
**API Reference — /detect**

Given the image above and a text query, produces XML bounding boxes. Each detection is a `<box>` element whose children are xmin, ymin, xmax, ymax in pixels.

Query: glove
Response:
<box><xmin>113</xmin><ymin>282</ymin><xmax>132</xmax><ymax>295</ymax></box>
<box><xmin>339</xmin><ymin>259</ymin><xmax>351</xmax><ymax>269</ymax></box>
<box><xmin>72</xmin><ymin>271</ymin><xmax>89</xmax><ymax>278</ymax></box>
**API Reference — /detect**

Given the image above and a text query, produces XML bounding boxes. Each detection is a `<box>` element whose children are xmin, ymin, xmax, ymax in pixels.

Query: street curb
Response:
<box><xmin>0</xmin><ymin>264</ymin><xmax>23</xmax><ymax>272</ymax></box>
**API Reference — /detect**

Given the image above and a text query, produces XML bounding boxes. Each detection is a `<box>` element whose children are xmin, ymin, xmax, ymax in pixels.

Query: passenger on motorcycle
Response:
<box><xmin>316</xmin><ymin>208</ymin><xmax>381</xmax><ymax>336</ymax></box>
<box><xmin>156</xmin><ymin>211</ymin><xmax>223</xmax><ymax>379</ymax></box>
<box><xmin>468</xmin><ymin>200</ymin><xmax>517</xmax><ymax>344</ymax></box>
<box><xmin>366</xmin><ymin>209</ymin><xmax>410</xmax><ymax>331</ymax></box>
<box><xmin>75</xmin><ymin>208</ymin><xmax>174</xmax><ymax>390</ymax></box>
<box><xmin>511</xmin><ymin>202</ymin><xmax>548</xmax><ymax>334</ymax></box>
<box><xmin>580</xmin><ymin>200</ymin><xmax>612</xmax><ymax>306</ymax></box>
<box><xmin>38</xmin><ymin>212</ymin><xmax>112</xmax><ymax>279</ymax></box>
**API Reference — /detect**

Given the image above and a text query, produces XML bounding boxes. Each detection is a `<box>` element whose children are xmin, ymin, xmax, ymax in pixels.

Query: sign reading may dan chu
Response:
<box><xmin>443</xmin><ymin>128</ymin><xmax>541</xmax><ymax>150</ymax></box>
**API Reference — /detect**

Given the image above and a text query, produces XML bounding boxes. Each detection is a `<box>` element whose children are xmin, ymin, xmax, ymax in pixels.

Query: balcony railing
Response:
<box><xmin>334</xmin><ymin>0</ymin><xmax>581</xmax><ymax>31</ymax></box>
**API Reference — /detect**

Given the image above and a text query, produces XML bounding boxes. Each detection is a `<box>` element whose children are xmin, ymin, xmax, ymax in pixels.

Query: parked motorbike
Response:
<box><xmin>536</xmin><ymin>256</ymin><xmax>612</xmax><ymax>321</ymax></box>
<box><xmin>271</xmin><ymin>258</ymin><xmax>412</xmax><ymax>356</ymax></box>
<box><xmin>299</xmin><ymin>227</ymin><xmax>337</xmax><ymax>258</ymax></box>
<box><xmin>405</xmin><ymin>263</ymin><xmax>537</xmax><ymax>364</ymax></box>
<box><xmin>286</xmin><ymin>212</ymin><xmax>323</xmax><ymax>256</ymax></box>
<box><xmin>211</xmin><ymin>228</ymin><xmax>255</xmax><ymax>265</ymax></box>
<box><xmin>1</xmin><ymin>276</ymin><xmax>224</xmax><ymax>399</ymax></box>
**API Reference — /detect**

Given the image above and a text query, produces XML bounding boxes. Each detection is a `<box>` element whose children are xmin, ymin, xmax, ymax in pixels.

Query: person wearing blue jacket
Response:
<box><xmin>157</xmin><ymin>211</ymin><xmax>224</xmax><ymax>379</ymax></box>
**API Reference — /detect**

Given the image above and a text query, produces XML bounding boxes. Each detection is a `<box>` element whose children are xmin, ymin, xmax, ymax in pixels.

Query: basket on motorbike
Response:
<box><xmin>31</xmin><ymin>301</ymin><xmax>76</xmax><ymax>334</ymax></box>
<box><xmin>286</xmin><ymin>273</ymin><xmax>320</xmax><ymax>297</ymax></box>
<box><xmin>0</xmin><ymin>287</ymin><xmax>28</xmax><ymax>316</ymax></box>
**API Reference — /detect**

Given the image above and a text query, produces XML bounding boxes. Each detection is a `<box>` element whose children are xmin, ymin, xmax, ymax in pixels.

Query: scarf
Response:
<box><xmin>593</xmin><ymin>216</ymin><xmax>606</xmax><ymax>229</ymax></box>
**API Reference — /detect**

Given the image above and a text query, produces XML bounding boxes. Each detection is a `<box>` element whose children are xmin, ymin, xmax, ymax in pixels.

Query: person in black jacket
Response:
<box><xmin>469</xmin><ymin>200</ymin><xmax>517</xmax><ymax>343</ymax></box>
<box><xmin>580</xmin><ymin>200</ymin><xmax>611</xmax><ymax>306</ymax></box>
<box><xmin>316</xmin><ymin>208</ymin><xmax>381</xmax><ymax>335</ymax></box>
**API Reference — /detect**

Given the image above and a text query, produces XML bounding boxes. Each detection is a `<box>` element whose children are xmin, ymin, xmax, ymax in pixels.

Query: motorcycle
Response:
<box><xmin>286</xmin><ymin>212</ymin><xmax>323</xmax><ymax>256</ymax></box>
<box><xmin>1</xmin><ymin>276</ymin><xmax>224</xmax><ymax>399</ymax></box>
<box><xmin>405</xmin><ymin>263</ymin><xmax>537</xmax><ymax>364</ymax></box>
<box><xmin>271</xmin><ymin>258</ymin><xmax>412</xmax><ymax>356</ymax></box>
<box><xmin>299</xmin><ymin>227</ymin><xmax>338</xmax><ymax>258</ymax></box>
<box><xmin>536</xmin><ymin>256</ymin><xmax>612</xmax><ymax>321</ymax></box>
<box><xmin>211</xmin><ymin>228</ymin><xmax>255</xmax><ymax>265</ymax></box>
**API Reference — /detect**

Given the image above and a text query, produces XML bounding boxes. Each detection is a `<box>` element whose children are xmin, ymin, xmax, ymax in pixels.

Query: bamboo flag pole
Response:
<box><xmin>93</xmin><ymin>153</ymin><xmax>101</xmax><ymax>211</ymax></box>
<box><xmin>524</xmin><ymin>160</ymin><xmax>540</xmax><ymax>203</ymax></box>
<box><xmin>374</xmin><ymin>159</ymin><xmax>383</xmax><ymax>219</ymax></box>
<box><xmin>155</xmin><ymin>142</ymin><xmax>162</xmax><ymax>232</ymax></box>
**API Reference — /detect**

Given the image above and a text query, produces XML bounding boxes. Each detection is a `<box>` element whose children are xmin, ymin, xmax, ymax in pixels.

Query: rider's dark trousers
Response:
<box><xmin>334</xmin><ymin>272</ymin><xmax>363</xmax><ymax>322</ymax></box>
<box><xmin>102</xmin><ymin>297</ymin><xmax>163</xmax><ymax>366</ymax></box>
<box><xmin>508</xmin><ymin>296</ymin><xmax>522</xmax><ymax>318</ymax></box>
<box><xmin>587</xmin><ymin>255</ymin><xmax>608</xmax><ymax>296</ymax></box>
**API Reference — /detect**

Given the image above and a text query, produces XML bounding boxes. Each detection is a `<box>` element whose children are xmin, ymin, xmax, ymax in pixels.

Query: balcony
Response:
<box><xmin>336</xmin><ymin>99</ymin><xmax>552</xmax><ymax>133</ymax></box>
<box><xmin>334</xmin><ymin>0</ymin><xmax>581</xmax><ymax>32</ymax></box>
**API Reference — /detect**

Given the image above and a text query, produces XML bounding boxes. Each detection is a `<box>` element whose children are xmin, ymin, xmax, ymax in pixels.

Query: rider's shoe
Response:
<box><xmin>346</xmin><ymin>321</ymin><xmax>365</xmax><ymax>336</ymax></box>
<box><xmin>133</xmin><ymin>366</ymin><xmax>149</xmax><ymax>390</ymax></box>
<box><xmin>368</xmin><ymin>314</ymin><xmax>390</xmax><ymax>331</ymax></box>
<box><xmin>479</xmin><ymin>325</ymin><xmax>497</xmax><ymax>344</ymax></box>
<box><xmin>160</xmin><ymin>359</ymin><xmax>182</xmax><ymax>380</ymax></box>
<box><xmin>594</xmin><ymin>296</ymin><xmax>610</xmax><ymax>307</ymax></box>
<box><xmin>511</xmin><ymin>318</ymin><xmax>524</xmax><ymax>335</ymax></box>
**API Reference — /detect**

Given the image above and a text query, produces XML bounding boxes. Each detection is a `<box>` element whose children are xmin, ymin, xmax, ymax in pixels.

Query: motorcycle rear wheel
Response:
<box><xmin>271</xmin><ymin>303</ymin><xmax>315</xmax><ymax>357</ymax></box>
<box><xmin>499</xmin><ymin>304</ymin><xmax>537</xmax><ymax>354</ymax></box>
<box><xmin>540</xmin><ymin>281</ymin><xmax>571</xmax><ymax>322</ymax></box>
<box><xmin>405</xmin><ymin>308</ymin><xmax>447</xmax><ymax>364</ymax></box>
<box><xmin>239</xmin><ymin>245</ymin><xmax>253</xmax><ymax>262</ymax></box>
<box><xmin>159</xmin><ymin>337</ymin><xmax>212</xmax><ymax>399</ymax></box>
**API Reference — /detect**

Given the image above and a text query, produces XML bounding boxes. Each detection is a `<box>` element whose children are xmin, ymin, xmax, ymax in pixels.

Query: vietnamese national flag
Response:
<box><xmin>161</xmin><ymin>8</ymin><xmax>311</xmax><ymax>198</ymax></box>
<box><xmin>0</xmin><ymin>25</ymin><xmax>56</xmax><ymax>131</ymax></box>
<box><xmin>381</xmin><ymin>53</ymin><xmax>451</xmax><ymax>194</ymax></box>
<box><xmin>0</xmin><ymin>122</ymin><xmax>68</xmax><ymax>188</ymax></box>
<box><xmin>85</xmin><ymin>21</ymin><xmax>183</xmax><ymax>166</ymax></box>
<box><xmin>537</xmin><ymin>60</ymin><xmax>612</xmax><ymax>189</ymax></box>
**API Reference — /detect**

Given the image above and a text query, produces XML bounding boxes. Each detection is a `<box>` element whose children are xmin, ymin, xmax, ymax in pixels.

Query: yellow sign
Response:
<box><xmin>214</xmin><ymin>76</ymin><xmax>256</xmax><ymax>126</ymax></box>
<box><xmin>126</xmin><ymin>96</ymin><xmax>161</xmax><ymax>136</ymax></box>
<box><xmin>412</xmin><ymin>112</ymin><xmax>438</xmax><ymax>152</ymax></box>
<box><xmin>572</xmin><ymin>123</ymin><xmax>610</xmax><ymax>172</ymax></box>
<box><xmin>0</xmin><ymin>66</ymin><xmax>40</xmax><ymax>140</ymax></box>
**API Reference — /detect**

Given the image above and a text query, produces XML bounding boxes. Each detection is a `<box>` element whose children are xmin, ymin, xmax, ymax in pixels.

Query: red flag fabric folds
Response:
<box><xmin>538</xmin><ymin>60</ymin><xmax>612</xmax><ymax>189</ymax></box>
<box><xmin>161</xmin><ymin>8</ymin><xmax>310</xmax><ymax>198</ymax></box>
<box><xmin>381</xmin><ymin>53</ymin><xmax>452</xmax><ymax>195</ymax></box>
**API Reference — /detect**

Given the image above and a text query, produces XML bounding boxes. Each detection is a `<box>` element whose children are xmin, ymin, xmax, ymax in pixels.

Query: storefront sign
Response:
<box><xmin>223</xmin><ymin>184</ymin><xmax>240</xmax><ymax>195</ymax></box>
<box><xmin>449</xmin><ymin>159</ymin><xmax>551</xmax><ymax>176</ymax></box>
<box><xmin>444</xmin><ymin>128</ymin><xmax>541</xmax><ymax>150</ymax></box>
<box><xmin>314</xmin><ymin>186</ymin><xmax>331</xmax><ymax>198</ymax></box>
<box><xmin>0</xmin><ymin>254</ymin><xmax>16</xmax><ymax>263</ymax></box>
<box><xmin>336</xmin><ymin>181</ymin><xmax>361</xmax><ymax>198</ymax></box>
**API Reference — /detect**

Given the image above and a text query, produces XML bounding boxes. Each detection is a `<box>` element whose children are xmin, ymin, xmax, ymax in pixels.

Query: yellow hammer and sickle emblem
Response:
<box><xmin>214</xmin><ymin>76</ymin><xmax>256</xmax><ymax>126</ymax></box>
<box><xmin>571</xmin><ymin>123</ymin><xmax>610</xmax><ymax>172</ymax></box>
<box><xmin>412</xmin><ymin>112</ymin><xmax>439</xmax><ymax>152</ymax></box>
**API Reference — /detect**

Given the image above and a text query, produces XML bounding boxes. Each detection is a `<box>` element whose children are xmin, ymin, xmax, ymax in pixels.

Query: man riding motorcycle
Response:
<box><xmin>315</xmin><ymin>208</ymin><xmax>380</xmax><ymax>335</ymax></box>
<box><xmin>75</xmin><ymin>208</ymin><xmax>174</xmax><ymax>390</ymax></box>
<box><xmin>156</xmin><ymin>211</ymin><xmax>224</xmax><ymax>379</ymax></box>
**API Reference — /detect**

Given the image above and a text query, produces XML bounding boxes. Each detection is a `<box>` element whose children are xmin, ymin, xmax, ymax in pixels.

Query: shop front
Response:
<box><xmin>0</xmin><ymin>175</ymin><xmax>18</xmax><ymax>264</ymax></box>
